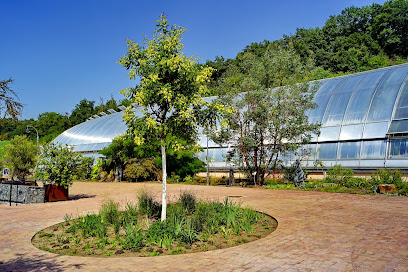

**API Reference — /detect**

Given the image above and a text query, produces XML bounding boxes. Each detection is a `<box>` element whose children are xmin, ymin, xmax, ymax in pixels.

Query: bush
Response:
<box><xmin>2</xmin><ymin>135</ymin><xmax>37</xmax><ymax>180</ymax></box>
<box><xmin>370</xmin><ymin>168</ymin><xmax>402</xmax><ymax>185</ymax></box>
<box><xmin>77</xmin><ymin>156</ymin><xmax>94</xmax><ymax>180</ymax></box>
<box><xmin>370</xmin><ymin>169</ymin><xmax>408</xmax><ymax>195</ymax></box>
<box><xmin>155</xmin><ymin>150</ymin><xmax>206</xmax><ymax>180</ymax></box>
<box><xmin>91</xmin><ymin>158</ymin><xmax>103</xmax><ymax>180</ymax></box>
<box><xmin>124</xmin><ymin>158</ymin><xmax>159</xmax><ymax>182</ymax></box>
<box><xmin>282</xmin><ymin>165</ymin><xmax>296</xmax><ymax>182</ymax></box>
<box><xmin>325</xmin><ymin>165</ymin><xmax>354</xmax><ymax>185</ymax></box>
<box><xmin>36</xmin><ymin>143</ymin><xmax>86</xmax><ymax>188</ymax></box>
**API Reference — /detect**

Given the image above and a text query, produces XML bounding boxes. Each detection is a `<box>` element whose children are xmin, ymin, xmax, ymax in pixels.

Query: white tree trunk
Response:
<box><xmin>161</xmin><ymin>139</ymin><xmax>167</xmax><ymax>221</ymax></box>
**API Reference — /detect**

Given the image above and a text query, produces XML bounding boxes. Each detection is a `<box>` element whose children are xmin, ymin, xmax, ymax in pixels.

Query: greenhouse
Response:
<box><xmin>52</xmin><ymin>63</ymin><xmax>408</xmax><ymax>170</ymax></box>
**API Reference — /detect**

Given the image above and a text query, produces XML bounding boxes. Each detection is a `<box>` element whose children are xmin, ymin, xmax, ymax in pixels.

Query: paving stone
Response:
<box><xmin>0</xmin><ymin>182</ymin><xmax>407</xmax><ymax>271</ymax></box>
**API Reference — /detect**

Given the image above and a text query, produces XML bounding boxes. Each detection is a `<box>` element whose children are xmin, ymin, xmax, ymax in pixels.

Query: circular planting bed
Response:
<box><xmin>32</xmin><ymin>192</ymin><xmax>277</xmax><ymax>257</ymax></box>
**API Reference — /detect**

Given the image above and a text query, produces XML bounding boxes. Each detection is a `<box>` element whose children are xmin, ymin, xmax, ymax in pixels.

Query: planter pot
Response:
<box><xmin>45</xmin><ymin>185</ymin><xmax>69</xmax><ymax>202</ymax></box>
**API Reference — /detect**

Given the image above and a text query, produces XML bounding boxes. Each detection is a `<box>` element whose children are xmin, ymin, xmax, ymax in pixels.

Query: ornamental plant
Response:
<box><xmin>2</xmin><ymin>135</ymin><xmax>37</xmax><ymax>180</ymax></box>
<box><xmin>119</xmin><ymin>15</ymin><xmax>226</xmax><ymax>221</ymax></box>
<box><xmin>36</xmin><ymin>143</ymin><xmax>84</xmax><ymax>188</ymax></box>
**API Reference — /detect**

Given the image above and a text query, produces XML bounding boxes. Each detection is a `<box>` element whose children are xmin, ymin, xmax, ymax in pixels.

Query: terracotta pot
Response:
<box><xmin>45</xmin><ymin>185</ymin><xmax>69</xmax><ymax>202</ymax></box>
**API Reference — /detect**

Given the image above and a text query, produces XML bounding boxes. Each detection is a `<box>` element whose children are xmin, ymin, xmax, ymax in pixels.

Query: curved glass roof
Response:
<box><xmin>52</xmin><ymin>111</ymin><xmax>128</xmax><ymax>152</ymax></box>
<box><xmin>53</xmin><ymin>63</ymin><xmax>408</xmax><ymax>156</ymax></box>
<box><xmin>308</xmin><ymin>63</ymin><xmax>408</xmax><ymax>142</ymax></box>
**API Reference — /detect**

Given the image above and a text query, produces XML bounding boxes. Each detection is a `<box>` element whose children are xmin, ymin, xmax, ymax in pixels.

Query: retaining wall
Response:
<box><xmin>0</xmin><ymin>184</ymin><xmax>45</xmax><ymax>204</ymax></box>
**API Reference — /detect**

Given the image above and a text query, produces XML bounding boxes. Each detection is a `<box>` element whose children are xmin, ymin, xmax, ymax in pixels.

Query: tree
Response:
<box><xmin>119</xmin><ymin>15</ymin><xmax>215</xmax><ymax>221</ymax></box>
<box><xmin>98</xmin><ymin>135</ymin><xmax>141</xmax><ymax>181</ymax></box>
<box><xmin>2</xmin><ymin>135</ymin><xmax>37</xmax><ymax>180</ymax></box>
<box><xmin>0</xmin><ymin>78</ymin><xmax>23</xmax><ymax>119</ymax></box>
<box><xmin>36</xmin><ymin>112</ymin><xmax>70</xmax><ymax>143</ymax></box>
<box><xmin>36</xmin><ymin>143</ymin><xmax>84</xmax><ymax>188</ymax></box>
<box><xmin>213</xmin><ymin>46</ymin><xmax>320</xmax><ymax>186</ymax></box>
<box><xmin>69</xmin><ymin>99</ymin><xmax>95</xmax><ymax>126</ymax></box>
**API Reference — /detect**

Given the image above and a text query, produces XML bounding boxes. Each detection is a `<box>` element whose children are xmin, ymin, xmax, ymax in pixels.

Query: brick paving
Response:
<box><xmin>0</xmin><ymin>182</ymin><xmax>408</xmax><ymax>271</ymax></box>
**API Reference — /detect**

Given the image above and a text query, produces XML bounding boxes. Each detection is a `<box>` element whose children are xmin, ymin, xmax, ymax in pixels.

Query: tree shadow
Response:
<box><xmin>0</xmin><ymin>253</ymin><xmax>84</xmax><ymax>272</ymax></box>
<box><xmin>68</xmin><ymin>194</ymin><xmax>96</xmax><ymax>201</ymax></box>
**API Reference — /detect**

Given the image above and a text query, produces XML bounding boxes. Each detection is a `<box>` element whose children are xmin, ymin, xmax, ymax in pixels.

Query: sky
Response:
<box><xmin>0</xmin><ymin>0</ymin><xmax>387</xmax><ymax>120</ymax></box>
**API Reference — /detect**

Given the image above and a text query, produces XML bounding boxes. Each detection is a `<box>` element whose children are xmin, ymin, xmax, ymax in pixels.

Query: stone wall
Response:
<box><xmin>0</xmin><ymin>184</ymin><xmax>45</xmax><ymax>204</ymax></box>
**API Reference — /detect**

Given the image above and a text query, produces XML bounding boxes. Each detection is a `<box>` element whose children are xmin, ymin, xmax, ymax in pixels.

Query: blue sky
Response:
<box><xmin>0</xmin><ymin>0</ymin><xmax>386</xmax><ymax>120</ymax></box>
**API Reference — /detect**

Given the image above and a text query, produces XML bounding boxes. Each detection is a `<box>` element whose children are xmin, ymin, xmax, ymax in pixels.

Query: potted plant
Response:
<box><xmin>36</xmin><ymin>143</ymin><xmax>83</xmax><ymax>202</ymax></box>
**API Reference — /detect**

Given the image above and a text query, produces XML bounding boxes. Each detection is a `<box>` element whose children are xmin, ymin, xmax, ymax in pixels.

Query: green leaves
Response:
<box><xmin>213</xmin><ymin>46</ymin><xmax>320</xmax><ymax>186</ymax></box>
<box><xmin>119</xmin><ymin>15</ymin><xmax>214</xmax><ymax>146</ymax></box>
<box><xmin>36</xmin><ymin>143</ymin><xmax>86</xmax><ymax>187</ymax></box>
<box><xmin>2</xmin><ymin>135</ymin><xmax>37</xmax><ymax>180</ymax></box>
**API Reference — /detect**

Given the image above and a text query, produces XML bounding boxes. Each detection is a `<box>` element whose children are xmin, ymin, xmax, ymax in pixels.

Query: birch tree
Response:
<box><xmin>119</xmin><ymin>15</ymin><xmax>216</xmax><ymax>221</ymax></box>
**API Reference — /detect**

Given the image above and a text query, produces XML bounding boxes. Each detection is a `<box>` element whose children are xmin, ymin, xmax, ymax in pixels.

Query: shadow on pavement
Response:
<box><xmin>68</xmin><ymin>194</ymin><xmax>96</xmax><ymax>201</ymax></box>
<box><xmin>0</xmin><ymin>253</ymin><xmax>84</xmax><ymax>272</ymax></box>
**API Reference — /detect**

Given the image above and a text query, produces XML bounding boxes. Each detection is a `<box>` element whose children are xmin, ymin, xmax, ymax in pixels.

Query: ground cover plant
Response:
<box><xmin>32</xmin><ymin>191</ymin><xmax>277</xmax><ymax>257</ymax></box>
<box><xmin>265</xmin><ymin>166</ymin><xmax>408</xmax><ymax>196</ymax></box>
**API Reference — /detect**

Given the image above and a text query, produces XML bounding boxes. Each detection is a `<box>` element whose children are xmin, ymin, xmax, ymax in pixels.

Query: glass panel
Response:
<box><xmin>318</xmin><ymin>126</ymin><xmax>340</xmax><ymax>141</ymax></box>
<box><xmin>318</xmin><ymin>143</ymin><xmax>338</xmax><ymax>160</ymax></box>
<box><xmin>300</xmin><ymin>144</ymin><xmax>316</xmax><ymax>160</ymax></box>
<box><xmin>214</xmin><ymin>148</ymin><xmax>228</xmax><ymax>162</ymax></box>
<box><xmin>86</xmin><ymin>115</ymin><xmax>117</xmax><ymax>142</ymax></box>
<box><xmin>310</xmin><ymin>132</ymin><xmax>318</xmax><ymax>142</ymax></box>
<box><xmin>92</xmin><ymin>143</ymin><xmax>107</xmax><ymax>151</ymax></box>
<box><xmin>68</xmin><ymin>119</ymin><xmax>100</xmax><ymax>145</ymax></box>
<box><xmin>393</xmin><ymin>80</ymin><xmax>408</xmax><ymax>119</ymax></box>
<box><xmin>108</xmin><ymin>122</ymin><xmax>128</xmax><ymax>139</ymax></box>
<box><xmin>389</xmin><ymin>139</ymin><xmax>408</xmax><ymax>158</ymax></box>
<box><xmin>72</xmin><ymin>145</ymin><xmax>82</xmax><ymax>152</ymax></box>
<box><xmin>363</xmin><ymin>122</ymin><xmax>389</xmax><ymax>139</ymax></box>
<box><xmin>361</xmin><ymin>140</ymin><xmax>386</xmax><ymax>159</ymax></box>
<box><xmin>388</xmin><ymin>120</ymin><xmax>408</xmax><ymax>134</ymax></box>
<box><xmin>343</xmin><ymin>70</ymin><xmax>388</xmax><ymax>124</ymax></box>
<box><xmin>307</xmin><ymin>80</ymin><xmax>342</xmax><ymax>124</ymax></box>
<box><xmin>339</xmin><ymin>142</ymin><xmax>361</xmax><ymax>159</ymax></box>
<box><xmin>367</xmin><ymin>66</ymin><xmax>408</xmax><ymax>122</ymax></box>
<box><xmin>339</xmin><ymin>124</ymin><xmax>363</xmax><ymax>140</ymax></box>
<box><xmin>207</xmin><ymin>148</ymin><xmax>215</xmax><ymax>160</ymax></box>
<box><xmin>200</xmin><ymin>151</ymin><xmax>206</xmax><ymax>162</ymax></box>
<box><xmin>322</xmin><ymin>76</ymin><xmax>362</xmax><ymax>126</ymax></box>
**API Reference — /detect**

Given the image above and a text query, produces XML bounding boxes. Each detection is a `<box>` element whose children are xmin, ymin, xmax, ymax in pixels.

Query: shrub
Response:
<box><xmin>370</xmin><ymin>169</ymin><xmax>408</xmax><ymax>195</ymax></box>
<box><xmin>183</xmin><ymin>175</ymin><xmax>193</xmax><ymax>183</ymax></box>
<box><xmin>124</xmin><ymin>158</ymin><xmax>159</xmax><ymax>182</ymax></box>
<box><xmin>91</xmin><ymin>158</ymin><xmax>103</xmax><ymax>180</ymax></box>
<box><xmin>36</xmin><ymin>143</ymin><xmax>84</xmax><ymax>188</ymax></box>
<box><xmin>168</xmin><ymin>173</ymin><xmax>181</xmax><ymax>183</ymax></box>
<box><xmin>155</xmin><ymin>150</ymin><xmax>206</xmax><ymax>179</ymax></box>
<box><xmin>370</xmin><ymin>168</ymin><xmax>402</xmax><ymax>185</ymax></box>
<box><xmin>325</xmin><ymin>165</ymin><xmax>354</xmax><ymax>185</ymax></box>
<box><xmin>282</xmin><ymin>165</ymin><xmax>296</xmax><ymax>182</ymax></box>
<box><xmin>77</xmin><ymin>156</ymin><xmax>94</xmax><ymax>180</ymax></box>
<box><xmin>2</xmin><ymin>135</ymin><xmax>37</xmax><ymax>180</ymax></box>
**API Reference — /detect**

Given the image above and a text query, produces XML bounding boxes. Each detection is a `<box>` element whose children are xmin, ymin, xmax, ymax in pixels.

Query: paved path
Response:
<box><xmin>0</xmin><ymin>182</ymin><xmax>407</xmax><ymax>272</ymax></box>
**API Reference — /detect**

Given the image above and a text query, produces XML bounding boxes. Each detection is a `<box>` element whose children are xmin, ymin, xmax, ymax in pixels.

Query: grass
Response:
<box><xmin>32</xmin><ymin>192</ymin><xmax>277</xmax><ymax>257</ymax></box>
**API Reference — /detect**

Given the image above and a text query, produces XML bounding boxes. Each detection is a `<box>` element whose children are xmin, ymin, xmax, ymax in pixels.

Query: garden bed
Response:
<box><xmin>32</xmin><ymin>192</ymin><xmax>277</xmax><ymax>257</ymax></box>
